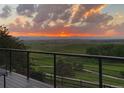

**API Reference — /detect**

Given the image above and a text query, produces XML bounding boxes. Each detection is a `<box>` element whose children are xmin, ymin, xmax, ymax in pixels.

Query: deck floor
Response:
<box><xmin>0</xmin><ymin>72</ymin><xmax>52</xmax><ymax>88</ymax></box>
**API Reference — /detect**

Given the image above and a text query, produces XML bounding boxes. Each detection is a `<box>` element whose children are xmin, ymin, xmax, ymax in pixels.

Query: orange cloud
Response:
<box><xmin>68</xmin><ymin>4</ymin><xmax>80</xmax><ymax>25</ymax></box>
<box><xmin>84</xmin><ymin>4</ymin><xmax>106</xmax><ymax>18</ymax></box>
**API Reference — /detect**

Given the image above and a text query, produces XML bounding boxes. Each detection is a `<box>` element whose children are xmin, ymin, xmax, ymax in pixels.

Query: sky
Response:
<box><xmin>0</xmin><ymin>4</ymin><xmax>124</xmax><ymax>38</ymax></box>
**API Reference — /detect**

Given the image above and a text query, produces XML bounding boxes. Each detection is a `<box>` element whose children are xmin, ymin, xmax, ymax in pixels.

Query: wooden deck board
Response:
<box><xmin>0</xmin><ymin>72</ymin><xmax>52</xmax><ymax>88</ymax></box>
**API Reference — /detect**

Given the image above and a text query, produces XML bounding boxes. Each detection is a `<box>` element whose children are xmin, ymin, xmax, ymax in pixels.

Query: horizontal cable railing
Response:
<box><xmin>0</xmin><ymin>48</ymin><xmax>124</xmax><ymax>88</ymax></box>
<box><xmin>1</xmin><ymin>48</ymin><xmax>124</xmax><ymax>60</ymax></box>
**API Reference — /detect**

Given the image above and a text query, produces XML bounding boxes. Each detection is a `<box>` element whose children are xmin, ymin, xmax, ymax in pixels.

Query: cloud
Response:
<box><xmin>62</xmin><ymin>4</ymin><xmax>106</xmax><ymax>26</ymax></box>
<box><xmin>111</xmin><ymin>23</ymin><xmax>124</xmax><ymax>36</ymax></box>
<box><xmin>32</xmin><ymin>4</ymin><xmax>107</xmax><ymax>28</ymax></box>
<box><xmin>83</xmin><ymin>4</ymin><xmax>106</xmax><ymax>18</ymax></box>
<box><xmin>33</xmin><ymin>4</ymin><xmax>71</xmax><ymax>23</ymax></box>
<box><xmin>67</xmin><ymin>4</ymin><xmax>81</xmax><ymax>25</ymax></box>
<box><xmin>8</xmin><ymin>4</ymin><xmax>120</xmax><ymax>37</ymax></box>
<box><xmin>8</xmin><ymin>16</ymin><xmax>33</xmax><ymax>33</ymax></box>
<box><xmin>0</xmin><ymin>5</ymin><xmax>12</xmax><ymax>18</ymax></box>
<box><xmin>16</xmin><ymin>4</ymin><xmax>37</xmax><ymax>17</ymax></box>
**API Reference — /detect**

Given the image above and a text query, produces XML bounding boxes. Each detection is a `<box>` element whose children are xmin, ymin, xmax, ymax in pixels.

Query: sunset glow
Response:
<box><xmin>10</xmin><ymin>30</ymin><xmax>115</xmax><ymax>37</ymax></box>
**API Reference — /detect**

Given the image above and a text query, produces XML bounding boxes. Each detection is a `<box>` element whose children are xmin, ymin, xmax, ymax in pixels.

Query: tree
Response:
<box><xmin>0</xmin><ymin>25</ymin><xmax>26</xmax><ymax>75</ymax></box>
<box><xmin>56</xmin><ymin>59</ymin><xmax>74</xmax><ymax>77</ymax></box>
<box><xmin>86</xmin><ymin>44</ymin><xmax>114</xmax><ymax>56</ymax></box>
<box><xmin>0</xmin><ymin>25</ymin><xmax>25</xmax><ymax>49</ymax></box>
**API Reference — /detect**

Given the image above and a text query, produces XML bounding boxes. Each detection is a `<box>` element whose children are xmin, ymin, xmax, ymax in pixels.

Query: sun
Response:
<box><xmin>60</xmin><ymin>31</ymin><xmax>69</xmax><ymax>37</ymax></box>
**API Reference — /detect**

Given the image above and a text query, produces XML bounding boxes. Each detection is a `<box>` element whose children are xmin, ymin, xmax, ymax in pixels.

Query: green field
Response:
<box><xmin>24</xmin><ymin>39</ymin><xmax>124</xmax><ymax>87</ymax></box>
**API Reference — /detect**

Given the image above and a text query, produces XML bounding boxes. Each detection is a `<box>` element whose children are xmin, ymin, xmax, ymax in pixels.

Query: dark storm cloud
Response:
<box><xmin>16</xmin><ymin>4</ymin><xmax>37</xmax><ymax>17</ymax></box>
<box><xmin>0</xmin><ymin>5</ymin><xmax>11</xmax><ymax>18</ymax></box>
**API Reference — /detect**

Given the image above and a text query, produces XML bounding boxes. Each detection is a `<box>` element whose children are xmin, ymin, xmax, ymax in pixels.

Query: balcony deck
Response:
<box><xmin>0</xmin><ymin>72</ymin><xmax>52</xmax><ymax>88</ymax></box>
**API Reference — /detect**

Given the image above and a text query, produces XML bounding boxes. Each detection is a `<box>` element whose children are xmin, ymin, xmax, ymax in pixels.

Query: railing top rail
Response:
<box><xmin>0</xmin><ymin>48</ymin><xmax>124</xmax><ymax>60</ymax></box>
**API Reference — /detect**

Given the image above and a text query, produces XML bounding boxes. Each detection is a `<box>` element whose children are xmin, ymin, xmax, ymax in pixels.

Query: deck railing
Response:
<box><xmin>0</xmin><ymin>48</ymin><xmax>124</xmax><ymax>88</ymax></box>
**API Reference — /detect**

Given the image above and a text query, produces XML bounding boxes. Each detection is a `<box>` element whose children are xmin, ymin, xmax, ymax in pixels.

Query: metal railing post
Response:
<box><xmin>4</xmin><ymin>75</ymin><xmax>6</xmax><ymax>88</ymax></box>
<box><xmin>98</xmin><ymin>58</ymin><xmax>103</xmax><ymax>88</ymax></box>
<box><xmin>53</xmin><ymin>54</ymin><xmax>56</xmax><ymax>88</ymax></box>
<box><xmin>9</xmin><ymin>50</ymin><xmax>12</xmax><ymax>73</ymax></box>
<box><xmin>27</xmin><ymin>51</ymin><xmax>30</xmax><ymax>80</ymax></box>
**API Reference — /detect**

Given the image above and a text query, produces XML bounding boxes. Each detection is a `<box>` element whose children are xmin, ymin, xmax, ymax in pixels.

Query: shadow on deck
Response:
<box><xmin>0</xmin><ymin>72</ymin><xmax>52</xmax><ymax>88</ymax></box>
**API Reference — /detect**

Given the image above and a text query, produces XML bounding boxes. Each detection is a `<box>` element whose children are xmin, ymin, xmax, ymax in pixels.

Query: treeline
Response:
<box><xmin>0</xmin><ymin>26</ymin><xmax>27</xmax><ymax>75</ymax></box>
<box><xmin>86</xmin><ymin>44</ymin><xmax>124</xmax><ymax>57</ymax></box>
